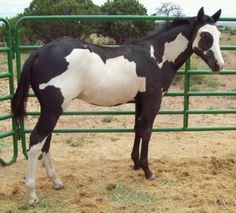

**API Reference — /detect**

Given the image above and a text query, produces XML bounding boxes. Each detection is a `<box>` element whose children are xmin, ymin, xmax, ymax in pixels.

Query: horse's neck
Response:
<box><xmin>151</xmin><ymin>25</ymin><xmax>193</xmax><ymax>71</ymax></box>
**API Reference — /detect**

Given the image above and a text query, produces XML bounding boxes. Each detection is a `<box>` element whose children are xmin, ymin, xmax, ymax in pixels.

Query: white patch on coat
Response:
<box><xmin>43</xmin><ymin>152</ymin><xmax>64</xmax><ymax>189</ymax></box>
<box><xmin>25</xmin><ymin>137</ymin><xmax>48</xmax><ymax>205</ymax></box>
<box><xmin>159</xmin><ymin>33</ymin><xmax>189</xmax><ymax>68</ymax></box>
<box><xmin>39</xmin><ymin>49</ymin><xmax>146</xmax><ymax>109</ymax></box>
<box><xmin>192</xmin><ymin>24</ymin><xmax>224</xmax><ymax>69</ymax></box>
<box><xmin>150</xmin><ymin>45</ymin><xmax>155</xmax><ymax>58</ymax></box>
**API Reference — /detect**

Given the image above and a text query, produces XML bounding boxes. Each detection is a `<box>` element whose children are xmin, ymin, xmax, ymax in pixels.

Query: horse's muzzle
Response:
<box><xmin>211</xmin><ymin>60</ymin><xmax>224</xmax><ymax>73</ymax></box>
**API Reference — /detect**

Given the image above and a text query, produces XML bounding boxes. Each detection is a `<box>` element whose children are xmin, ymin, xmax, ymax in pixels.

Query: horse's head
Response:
<box><xmin>192</xmin><ymin>7</ymin><xmax>224</xmax><ymax>73</ymax></box>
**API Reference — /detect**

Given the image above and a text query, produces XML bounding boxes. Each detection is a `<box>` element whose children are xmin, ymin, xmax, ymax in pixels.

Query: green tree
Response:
<box><xmin>100</xmin><ymin>0</ymin><xmax>155</xmax><ymax>44</ymax></box>
<box><xmin>0</xmin><ymin>26</ymin><xmax>5</xmax><ymax>43</ymax></box>
<box><xmin>17</xmin><ymin>0</ymin><xmax>101</xmax><ymax>43</ymax></box>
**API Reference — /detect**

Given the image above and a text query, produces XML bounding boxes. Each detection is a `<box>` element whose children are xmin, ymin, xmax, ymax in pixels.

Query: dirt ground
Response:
<box><xmin>1</xmin><ymin>34</ymin><xmax>236</xmax><ymax>212</ymax></box>
<box><xmin>0</xmin><ymin>130</ymin><xmax>236</xmax><ymax>212</ymax></box>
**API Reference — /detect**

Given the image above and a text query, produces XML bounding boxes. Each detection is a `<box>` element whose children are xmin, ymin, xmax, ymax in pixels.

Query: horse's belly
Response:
<box><xmin>79</xmin><ymin>79</ymin><xmax>144</xmax><ymax>106</ymax></box>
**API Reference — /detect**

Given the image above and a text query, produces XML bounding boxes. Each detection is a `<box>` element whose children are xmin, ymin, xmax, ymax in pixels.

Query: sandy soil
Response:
<box><xmin>0</xmin><ymin>131</ymin><xmax>236</xmax><ymax>212</ymax></box>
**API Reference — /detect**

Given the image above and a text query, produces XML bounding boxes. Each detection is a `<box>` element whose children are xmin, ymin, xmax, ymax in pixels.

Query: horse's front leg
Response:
<box><xmin>131</xmin><ymin>102</ymin><xmax>142</xmax><ymax>170</ymax></box>
<box><xmin>139</xmin><ymin>96</ymin><xmax>161</xmax><ymax>180</ymax></box>
<box><xmin>131</xmin><ymin>134</ymin><xmax>141</xmax><ymax>170</ymax></box>
<box><xmin>140</xmin><ymin>114</ymin><xmax>157</xmax><ymax>180</ymax></box>
<box><xmin>140</xmin><ymin>131</ymin><xmax>156</xmax><ymax>180</ymax></box>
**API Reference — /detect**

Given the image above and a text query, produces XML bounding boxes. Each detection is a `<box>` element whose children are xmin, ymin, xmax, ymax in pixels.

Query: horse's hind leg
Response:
<box><xmin>26</xmin><ymin>136</ymin><xmax>48</xmax><ymax>205</ymax></box>
<box><xmin>25</xmin><ymin>108</ymin><xmax>61</xmax><ymax>205</ymax></box>
<box><xmin>42</xmin><ymin>134</ymin><xmax>64</xmax><ymax>190</ymax></box>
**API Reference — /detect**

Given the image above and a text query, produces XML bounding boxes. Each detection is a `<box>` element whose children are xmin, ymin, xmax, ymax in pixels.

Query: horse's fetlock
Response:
<box><xmin>140</xmin><ymin>160</ymin><xmax>148</xmax><ymax>169</ymax></box>
<box><xmin>25</xmin><ymin>179</ymin><xmax>35</xmax><ymax>190</ymax></box>
<box><xmin>47</xmin><ymin>169</ymin><xmax>56</xmax><ymax>178</ymax></box>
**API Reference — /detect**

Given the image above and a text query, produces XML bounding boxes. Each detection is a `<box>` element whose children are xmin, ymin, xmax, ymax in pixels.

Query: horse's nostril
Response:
<box><xmin>215</xmin><ymin>61</ymin><xmax>220</xmax><ymax>70</ymax></box>
<box><xmin>216</xmin><ymin>61</ymin><xmax>224</xmax><ymax>70</ymax></box>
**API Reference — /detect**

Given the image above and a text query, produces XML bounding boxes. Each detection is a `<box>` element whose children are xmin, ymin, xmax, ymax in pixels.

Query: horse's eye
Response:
<box><xmin>200</xmin><ymin>32</ymin><xmax>206</xmax><ymax>38</ymax></box>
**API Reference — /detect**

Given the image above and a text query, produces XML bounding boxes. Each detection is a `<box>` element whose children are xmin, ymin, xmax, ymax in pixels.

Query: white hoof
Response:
<box><xmin>147</xmin><ymin>174</ymin><xmax>156</xmax><ymax>180</ymax></box>
<box><xmin>29</xmin><ymin>194</ymin><xmax>39</xmax><ymax>206</ymax></box>
<box><xmin>53</xmin><ymin>180</ymin><xmax>64</xmax><ymax>190</ymax></box>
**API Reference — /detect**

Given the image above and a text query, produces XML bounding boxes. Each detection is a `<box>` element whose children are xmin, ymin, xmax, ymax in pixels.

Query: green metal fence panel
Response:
<box><xmin>9</xmin><ymin>15</ymin><xmax>236</xmax><ymax>161</ymax></box>
<box><xmin>0</xmin><ymin>18</ymin><xmax>18</xmax><ymax>166</ymax></box>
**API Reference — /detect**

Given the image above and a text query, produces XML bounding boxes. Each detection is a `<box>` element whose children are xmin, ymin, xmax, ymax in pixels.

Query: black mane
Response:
<box><xmin>127</xmin><ymin>17</ymin><xmax>196</xmax><ymax>45</ymax></box>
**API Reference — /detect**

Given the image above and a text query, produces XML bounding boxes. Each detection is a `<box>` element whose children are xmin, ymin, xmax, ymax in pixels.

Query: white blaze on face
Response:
<box><xmin>39</xmin><ymin>49</ymin><xmax>146</xmax><ymax>108</ymax></box>
<box><xmin>159</xmin><ymin>33</ymin><xmax>189</xmax><ymax>68</ymax></box>
<box><xmin>192</xmin><ymin>24</ymin><xmax>224</xmax><ymax>69</ymax></box>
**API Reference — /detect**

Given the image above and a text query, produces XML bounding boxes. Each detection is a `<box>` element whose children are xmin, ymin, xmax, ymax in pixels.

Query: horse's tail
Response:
<box><xmin>11</xmin><ymin>52</ymin><xmax>38</xmax><ymax>122</ymax></box>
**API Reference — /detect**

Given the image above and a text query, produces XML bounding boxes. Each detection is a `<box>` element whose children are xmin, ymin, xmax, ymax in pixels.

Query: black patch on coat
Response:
<box><xmin>86</xmin><ymin>44</ymin><xmax>126</xmax><ymax>63</ymax></box>
<box><xmin>193</xmin><ymin>48</ymin><xmax>218</xmax><ymax>71</ymax></box>
<box><xmin>198</xmin><ymin>32</ymin><xmax>213</xmax><ymax>50</ymax></box>
<box><xmin>31</xmin><ymin>38</ymin><xmax>86</xmax><ymax>87</ymax></box>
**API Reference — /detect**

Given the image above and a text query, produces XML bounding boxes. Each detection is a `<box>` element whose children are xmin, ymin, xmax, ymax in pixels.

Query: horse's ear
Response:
<box><xmin>211</xmin><ymin>9</ymin><xmax>221</xmax><ymax>22</ymax></box>
<box><xmin>197</xmin><ymin>7</ymin><xmax>204</xmax><ymax>21</ymax></box>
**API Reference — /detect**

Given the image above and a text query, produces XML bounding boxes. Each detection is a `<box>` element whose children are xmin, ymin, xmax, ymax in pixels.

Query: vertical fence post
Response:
<box><xmin>0</xmin><ymin>18</ymin><xmax>18</xmax><ymax>166</ymax></box>
<box><xmin>183</xmin><ymin>58</ymin><xmax>191</xmax><ymax>129</ymax></box>
<box><xmin>7</xmin><ymin>18</ymin><xmax>19</xmax><ymax>164</ymax></box>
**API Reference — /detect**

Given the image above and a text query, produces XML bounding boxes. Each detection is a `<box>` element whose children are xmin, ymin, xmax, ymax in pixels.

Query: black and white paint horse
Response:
<box><xmin>12</xmin><ymin>8</ymin><xmax>224</xmax><ymax>205</ymax></box>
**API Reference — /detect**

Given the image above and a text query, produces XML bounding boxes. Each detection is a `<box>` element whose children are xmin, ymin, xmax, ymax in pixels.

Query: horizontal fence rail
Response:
<box><xmin>1</xmin><ymin>15</ymin><xmax>235</xmax><ymax>165</ymax></box>
<box><xmin>0</xmin><ymin>18</ymin><xmax>18</xmax><ymax>166</ymax></box>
